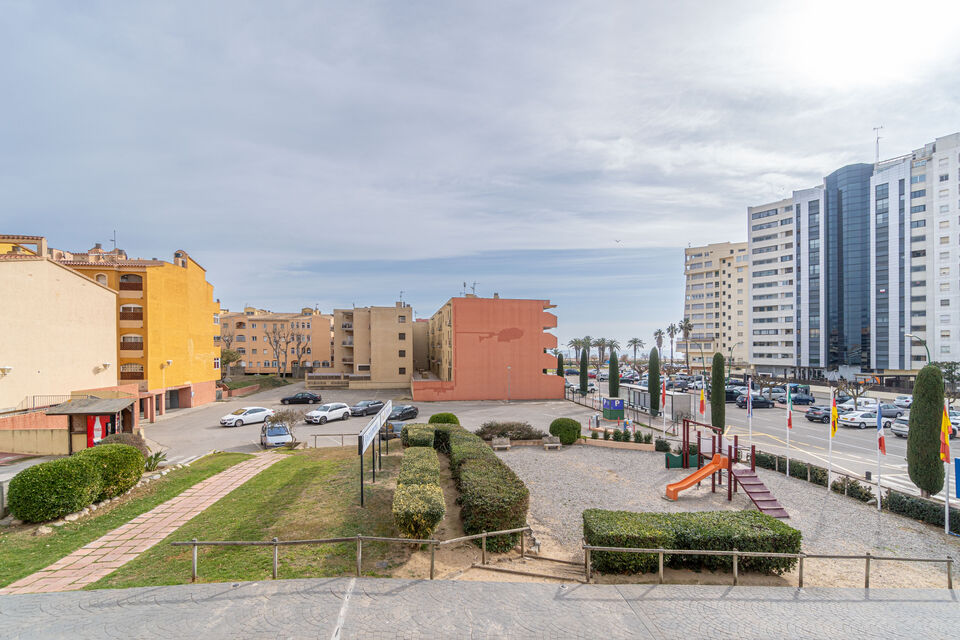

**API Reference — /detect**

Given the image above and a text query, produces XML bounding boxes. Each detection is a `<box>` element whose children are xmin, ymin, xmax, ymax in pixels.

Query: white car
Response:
<box><xmin>596</xmin><ymin>371</ymin><xmax>609</xmax><ymax>381</ymax></box>
<box><xmin>838</xmin><ymin>397</ymin><xmax>878</xmax><ymax>412</ymax></box>
<box><xmin>305</xmin><ymin>402</ymin><xmax>351</xmax><ymax>424</ymax></box>
<box><xmin>220</xmin><ymin>406</ymin><xmax>274</xmax><ymax>427</ymax></box>
<box><xmin>261</xmin><ymin>421</ymin><xmax>293</xmax><ymax>447</ymax></box>
<box><xmin>688</xmin><ymin>380</ymin><xmax>705</xmax><ymax>390</ymax></box>
<box><xmin>894</xmin><ymin>395</ymin><xmax>913</xmax><ymax>409</ymax></box>
<box><xmin>838</xmin><ymin>410</ymin><xmax>879</xmax><ymax>430</ymax></box>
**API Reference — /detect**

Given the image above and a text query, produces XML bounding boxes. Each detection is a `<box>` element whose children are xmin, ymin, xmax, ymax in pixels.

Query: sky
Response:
<box><xmin>3</xmin><ymin>1</ymin><xmax>960</xmax><ymax>355</ymax></box>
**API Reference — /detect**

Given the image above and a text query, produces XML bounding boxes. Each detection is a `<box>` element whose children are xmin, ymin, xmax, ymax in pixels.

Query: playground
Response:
<box><xmin>495</xmin><ymin>438</ymin><xmax>960</xmax><ymax>588</ymax></box>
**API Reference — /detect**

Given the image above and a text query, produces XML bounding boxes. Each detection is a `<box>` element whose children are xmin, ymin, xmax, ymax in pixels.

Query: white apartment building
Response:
<box><xmin>747</xmin><ymin>198</ymin><xmax>797</xmax><ymax>376</ymax></box>
<box><xmin>680</xmin><ymin>241</ymin><xmax>749</xmax><ymax>372</ymax></box>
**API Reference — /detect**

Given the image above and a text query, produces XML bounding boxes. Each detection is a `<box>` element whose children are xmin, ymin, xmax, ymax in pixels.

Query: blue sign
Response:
<box><xmin>603</xmin><ymin>398</ymin><xmax>624</xmax><ymax>411</ymax></box>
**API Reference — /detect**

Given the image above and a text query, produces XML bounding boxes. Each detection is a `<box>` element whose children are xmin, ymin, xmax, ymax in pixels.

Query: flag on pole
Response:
<box><xmin>876</xmin><ymin>406</ymin><xmax>886</xmax><ymax>455</ymax></box>
<box><xmin>746</xmin><ymin>383</ymin><xmax>753</xmax><ymax>418</ymax></box>
<box><xmin>786</xmin><ymin>387</ymin><xmax>793</xmax><ymax>429</ymax></box>
<box><xmin>830</xmin><ymin>394</ymin><xmax>839</xmax><ymax>438</ymax></box>
<box><xmin>699</xmin><ymin>387</ymin><xmax>705</xmax><ymax>416</ymax></box>
<box><xmin>661</xmin><ymin>380</ymin><xmax>666</xmax><ymax>406</ymax></box>
<box><xmin>941</xmin><ymin>403</ymin><xmax>953</xmax><ymax>462</ymax></box>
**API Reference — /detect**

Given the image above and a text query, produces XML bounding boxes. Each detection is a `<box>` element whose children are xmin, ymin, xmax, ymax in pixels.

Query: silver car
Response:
<box><xmin>890</xmin><ymin>416</ymin><xmax>910</xmax><ymax>438</ymax></box>
<box><xmin>260</xmin><ymin>421</ymin><xmax>293</xmax><ymax>447</ymax></box>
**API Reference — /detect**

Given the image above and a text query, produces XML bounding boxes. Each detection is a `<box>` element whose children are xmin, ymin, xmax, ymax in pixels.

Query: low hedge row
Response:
<box><xmin>885</xmin><ymin>490</ymin><xmax>960</xmax><ymax>534</ymax></box>
<box><xmin>583</xmin><ymin>508</ymin><xmax>801</xmax><ymax>575</ymax></box>
<box><xmin>755</xmin><ymin>453</ymin><xmax>828</xmax><ymax>487</ymax></box>
<box><xmin>392</xmin><ymin>446</ymin><xmax>445</xmax><ymax>539</ymax></box>
<box><xmin>8</xmin><ymin>443</ymin><xmax>144</xmax><ymax>522</ymax></box>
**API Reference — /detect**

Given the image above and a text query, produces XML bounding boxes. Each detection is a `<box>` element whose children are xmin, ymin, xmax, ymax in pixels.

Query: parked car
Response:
<box><xmin>350</xmin><ymin>400</ymin><xmax>385</xmax><ymax>416</ymax></box>
<box><xmin>620</xmin><ymin>373</ymin><xmax>640</xmax><ymax>384</ymax></box>
<box><xmin>564</xmin><ymin>368</ymin><xmax>580</xmax><ymax>375</ymax></box>
<box><xmin>893</xmin><ymin>395</ymin><xmax>913</xmax><ymax>409</ymax></box>
<box><xmin>876</xmin><ymin>403</ymin><xmax>904</xmax><ymax>419</ymax></box>
<box><xmin>596</xmin><ymin>371</ymin><xmax>609</xmax><ymax>382</ymax></box>
<box><xmin>736</xmin><ymin>394</ymin><xmax>774</xmax><ymax>409</ymax></box>
<box><xmin>280</xmin><ymin>391</ymin><xmax>322</xmax><ymax>405</ymax></box>
<box><xmin>805</xmin><ymin>406</ymin><xmax>832</xmax><ymax>423</ymax></box>
<box><xmin>786</xmin><ymin>383</ymin><xmax>811</xmax><ymax>395</ymax></box>
<box><xmin>838</xmin><ymin>397</ymin><xmax>879</xmax><ymax>412</ymax></box>
<box><xmin>688</xmin><ymin>380</ymin><xmax>705</xmax><ymax>390</ymax></box>
<box><xmin>305</xmin><ymin>402</ymin><xmax>351</xmax><ymax>424</ymax></box>
<box><xmin>780</xmin><ymin>392</ymin><xmax>815</xmax><ymax>405</ymax></box>
<box><xmin>838</xmin><ymin>410</ymin><xmax>879</xmax><ymax>430</ymax></box>
<box><xmin>260</xmin><ymin>421</ymin><xmax>293</xmax><ymax>447</ymax></box>
<box><xmin>381</xmin><ymin>421</ymin><xmax>404</xmax><ymax>440</ymax></box>
<box><xmin>389</xmin><ymin>405</ymin><xmax>419</xmax><ymax>421</ymax></box>
<box><xmin>588</xmin><ymin>370</ymin><xmax>599</xmax><ymax>379</ymax></box>
<box><xmin>708</xmin><ymin>386</ymin><xmax>742</xmax><ymax>403</ymax></box>
<box><xmin>564</xmin><ymin>380</ymin><xmax>574</xmax><ymax>389</ymax></box>
<box><xmin>666</xmin><ymin>379</ymin><xmax>688</xmax><ymax>391</ymax></box>
<box><xmin>220</xmin><ymin>406</ymin><xmax>274</xmax><ymax>427</ymax></box>
<box><xmin>760</xmin><ymin>387</ymin><xmax>787</xmax><ymax>402</ymax></box>
<box><xmin>890</xmin><ymin>416</ymin><xmax>910</xmax><ymax>438</ymax></box>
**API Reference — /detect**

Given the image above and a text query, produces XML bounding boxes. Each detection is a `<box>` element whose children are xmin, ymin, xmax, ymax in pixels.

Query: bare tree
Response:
<box><xmin>218</xmin><ymin>326</ymin><xmax>235</xmax><ymax>376</ymax></box>
<box><xmin>290</xmin><ymin>326</ymin><xmax>310</xmax><ymax>379</ymax></box>
<box><xmin>263</xmin><ymin>322</ymin><xmax>293</xmax><ymax>378</ymax></box>
<box><xmin>837</xmin><ymin>378</ymin><xmax>874</xmax><ymax>411</ymax></box>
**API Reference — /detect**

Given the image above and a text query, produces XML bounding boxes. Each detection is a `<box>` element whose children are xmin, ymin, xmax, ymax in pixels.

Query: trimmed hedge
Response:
<box><xmin>392</xmin><ymin>485</ymin><xmax>445</xmax><ymax>540</ymax></box>
<box><xmin>831</xmin><ymin>477</ymin><xmax>874</xmax><ymax>502</ymax></box>
<box><xmin>428</xmin><ymin>412</ymin><xmax>460</xmax><ymax>425</ymax></box>
<box><xmin>7</xmin><ymin>456</ymin><xmax>102</xmax><ymax>523</ymax></box>
<box><xmin>548</xmin><ymin>418</ymin><xmax>580</xmax><ymax>445</ymax></box>
<box><xmin>475</xmin><ymin>421</ymin><xmax>546</xmax><ymax>441</ymax></box>
<box><xmin>406</xmin><ymin>427</ymin><xmax>436</xmax><ymax>448</ymax></box>
<box><xmin>99</xmin><ymin>432</ymin><xmax>150</xmax><ymax>458</ymax></box>
<box><xmin>458</xmin><ymin>457</ymin><xmax>529</xmax><ymax>552</ymax></box>
<box><xmin>654</xmin><ymin>437</ymin><xmax>670</xmax><ymax>452</ymax></box>
<box><xmin>396</xmin><ymin>447</ymin><xmax>442</xmax><ymax>487</ymax></box>
<box><xmin>583</xmin><ymin>509</ymin><xmax>801</xmax><ymax>575</ymax></box>
<box><xmin>885</xmin><ymin>490</ymin><xmax>960</xmax><ymax>534</ymax></box>
<box><xmin>78</xmin><ymin>444</ymin><xmax>145</xmax><ymax>501</ymax></box>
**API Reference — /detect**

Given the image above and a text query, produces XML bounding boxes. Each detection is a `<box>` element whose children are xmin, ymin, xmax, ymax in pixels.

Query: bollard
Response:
<box><xmin>191</xmin><ymin>538</ymin><xmax>198</xmax><ymax>583</ymax></box>
<box><xmin>430</xmin><ymin>543</ymin><xmax>436</xmax><ymax>580</ymax></box>
<box><xmin>798</xmin><ymin>554</ymin><xmax>804</xmax><ymax>589</ymax></box>
<box><xmin>520</xmin><ymin>531</ymin><xmax>525</xmax><ymax>559</ymax></box>
<box><xmin>865</xmin><ymin>552</ymin><xmax>871</xmax><ymax>589</ymax></box>
<box><xmin>658</xmin><ymin>551</ymin><xmax>664</xmax><ymax>584</ymax></box>
<box><xmin>947</xmin><ymin>557</ymin><xmax>953</xmax><ymax>590</ymax></box>
<box><xmin>585</xmin><ymin>548</ymin><xmax>591</xmax><ymax>582</ymax></box>
<box><xmin>481</xmin><ymin>532</ymin><xmax>487</xmax><ymax>565</ymax></box>
<box><xmin>272</xmin><ymin>537</ymin><xmax>279</xmax><ymax>579</ymax></box>
<box><xmin>733</xmin><ymin>549</ymin><xmax>739</xmax><ymax>586</ymax></box>
<box><xmin>356</xmin><ymin>535</ymin><xmax>362</xmax><ymax>577</ymax></box>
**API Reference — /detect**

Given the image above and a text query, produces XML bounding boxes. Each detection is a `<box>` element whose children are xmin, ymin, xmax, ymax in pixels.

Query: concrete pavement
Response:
<box><xmin>1</xmin><ymin>578</ymin><xmax>957</xmax><ymax>639</ymax></box>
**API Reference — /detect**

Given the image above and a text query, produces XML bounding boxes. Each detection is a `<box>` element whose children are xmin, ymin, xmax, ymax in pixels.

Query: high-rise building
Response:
<box><xmin>679</xmin><ymin>242</ymin><xmax>750</xmax><ymax>372</ymax></box>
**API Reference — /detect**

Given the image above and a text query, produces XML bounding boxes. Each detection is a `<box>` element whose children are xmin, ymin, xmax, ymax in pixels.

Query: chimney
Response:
<box><xmin>93</xmin><ymin>243</ymin><xmax>102</xmax><ymax>250</ymax></box>
<box><xmin>493</xmin><ymin>292</ymin><xmax>499</xmax><ymax>299</ymax></box>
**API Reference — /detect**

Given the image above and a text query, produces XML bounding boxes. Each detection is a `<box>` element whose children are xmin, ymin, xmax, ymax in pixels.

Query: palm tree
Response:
<box><xmin>592</xmin><ymin>337</ymin><xmax>607</xmax><ymax>367</ymax></box>
<box><xmin>567</xmin><ymin>338</ymin><xmax>581</xmax><ymax>362</ymax></box>
<box><xmin>607</xmin><ymin>339</ymin><xmax>621</xmax><ymax>360</ymax></box>
<box><xmin>678</xmin><ymin>317</ymin><xmax>693</xmax><ymax>372</ymax></box>
<box><xmin>627</xmin><ymin>338</ymin><xmax>645</xmax><ymax>372</ymax></box>
<box><xmin>666</xmin><ymin>323</ymin><xmax>679</xmax><ymax>370</ymax></box>
<box><xmin>550</xmin><ymin>348</ymin><xmax>561</xmax><ymax>357</ymax></box>
<box><xmin>581</xmin><ymin>335</ymin><xmax>593</xmax><ymax>369</ymax></box>
<box><xmin>653</xmin><ymin>329</ymin><xmax>665</xmax><ymax>353</ymax></box>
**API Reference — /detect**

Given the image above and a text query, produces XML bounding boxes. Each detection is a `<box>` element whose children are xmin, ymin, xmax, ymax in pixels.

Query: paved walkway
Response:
<box><xmin>0</xmin><ymin>578</ymin><xmax>957</xmax><ymax>638</ymax></box>
<box><xmin>0</xmin><ymin>453</ymin><xmax>280</xmax><ymax>595</ymax></box>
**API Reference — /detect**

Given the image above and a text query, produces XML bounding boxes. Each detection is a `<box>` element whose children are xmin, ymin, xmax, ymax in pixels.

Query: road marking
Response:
<box><xmin>330</xmin><ymin>577</ymin><xmax>356</xmax><ymax>640</ymax></box>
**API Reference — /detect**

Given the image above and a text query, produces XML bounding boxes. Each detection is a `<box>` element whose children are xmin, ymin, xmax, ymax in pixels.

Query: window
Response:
<box><xmin>911</xmin><ymin>265</ymin><xmax>926</xmax><ymax>272</ymax></box>
<box><xmin>252</xmin><ymin>348</ymin><xmax>257</xmax><ymax>354</ymax></box>
<box><xmin>941</xmin><ymin>236</ymin><xmax>950</xmax><ymax>245</ymax></box>
<box><xmin>399</xmin><ymin>367</ymin><xmax>407</xmax><ymax>375</ymax></box>
<box><xmin>214</xmin><ymin>358</ymin><xmax>220</xmax><ymax>369</ymax></box>
<box><xmin>940</xmin><ymin>174</ymin><xmax>950</xmax><ymax>182</ymax></box>
<box><xmin>752</xmin><ymin>245</ymin><xmax>777</xmax><ymax>254</ymax></box>
<box><xmin>95</xmin><ymin>274</ymin><xmax>108</xmax><ymax>285</ymax></box>
<box><xmin>911</xmin><ymin>189</ymin><xmax>926</xmax><ymax>198</ymax></box>
<box><xmin>910</xmin><ymin>219</ymin><xmax>926</xmax><ymax>228</ymax></box>
<box><xmin>941</xmin><ymin>299</ymin><xmax>951</xmax><ymax>307</ymax></box>
<box><xmin>251</xmin><ymin>323</ymin><xmax>257</xmax><ymax>328</ymax></box>
<box><xmin>941</xmin><ymin>315</ymin><xmax>951</xmax><ymax>323</ymax></box>
<box><xmin>752</xmin><ymin>221</ymin><xmax>778</xmax><ymax>231</ymax></box>
<box><xmin>751</xmin><ymin>208</ymin><xmax>778</xmax><ymax>220</ymax></box>
<box><xmin>398</xmin><ymin>315</ymin><xmax>407</xmax><ymax>323</ymax></box>
<box><xmin>912</xmin><ymin>235</ymin><xmax>926</xmax><ymax>243</ymax></box>
<box><xmin>941</xmin><ymin>346</ymin><xmax>951</xmax><ymax>354</ymax></box>
<box><xmin>399</xmin><ymin>350</ymin><xmax>406</xmax><ymax>357</ymax></box>
<box><xmin>213</xmin><ymin>314</ymin><xmax>220</xmax><ymax>325</ymax></box>
<box><xmin>398</xmin><ymin>332</ymin><xmax>406</xmax><ymax>340</ymax></box>
<box><xmin>911</xmin><ymin>174</ymin><xmax>926</xmax><ymax>184</ymax></box>
<box><xmin>911</xmin><ymin>204</ymin><xmax>926</xmax><ymax>213</ymax></box>
<box><xmin>912</xmin><ymin>250</ymin><xmax>927</xmax><ymax>258</ymax></box>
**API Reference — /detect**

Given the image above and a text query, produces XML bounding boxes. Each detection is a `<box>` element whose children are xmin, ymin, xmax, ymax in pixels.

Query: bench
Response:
<box><xmin>543</xmin><ymin>436</ymin><xmax>562</xmax><ymax>451</ymax></box>
<box><xmin>491</xmin><ymin>437</ymin><xmax>511</xmax><ymax>451</ymax></box>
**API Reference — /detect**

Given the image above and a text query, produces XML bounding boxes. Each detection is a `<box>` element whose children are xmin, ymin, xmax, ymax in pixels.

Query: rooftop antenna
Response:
<box><xmin>461</xmin><ymin>281</ymin><xmax>467</xmax><ymax>296</ymax></box>
<box><xmin>470</xmin><ymin>281</ymin><xmax>478</xmax><ymax>295</ymax></box>
<box><xmin>873</xmin><ymin>125</ymin><xmax>884</xmax><ymax>164</ymax></box>
<box><xmin>399</xmin><ymin>290</ymin><xmax>404</xmax><ymax>303</ymax></box>
<box><xmin>110</xmin><ymin>230</ymin><xmax>117</xmax><ymax>251</ymax></box>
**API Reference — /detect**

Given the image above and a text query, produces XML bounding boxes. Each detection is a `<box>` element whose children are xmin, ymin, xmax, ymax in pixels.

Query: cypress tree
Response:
<box><xmin>556</xmin><ymin>353</ymin><xmax>564</xmax><ymax>376</ymax></box>
<box><xmin>609</xmin><ymin>351</ymin><xmax>620</xmax><ymax>398</ymax></box>
<box><xmin>649</xmin><ymin>347</ymin><xmax>661</xmax><ymax>417</ymax></box>
<box><xmin>579</xmin><ymin>349</ymin><xmax>589</xmax><ymax>395</ymax></box>
<box><xmin>908</xmin><ymin>364</ymin><xmax>946</xmax><ymax>496</ymax></box>
<box><xmin>711</xmin><ymin>352</ymin><xmax>725</xmax><ymax>430</ymax></box>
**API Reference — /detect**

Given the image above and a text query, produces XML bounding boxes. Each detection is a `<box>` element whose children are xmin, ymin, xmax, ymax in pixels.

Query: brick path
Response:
<box><xmin>0</xmin><ymin>453</ymin><xmax>280</xmax><ymax>595</ymax></box>
<box><xmin>1</xmin><ymin>579</ymin><xmax>958</xmax><ymax>639</ymax></box>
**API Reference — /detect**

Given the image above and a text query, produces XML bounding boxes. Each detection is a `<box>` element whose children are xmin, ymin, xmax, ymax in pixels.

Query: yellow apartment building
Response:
<box><xmin>51</xmin><ymin>242</ymin><xmax>221</xmax><ymax>420</ymax></box>
<box><xmin>219</xmin><ymin>307</ymin><xmax>334</xmax><ymax>376</ymax></box>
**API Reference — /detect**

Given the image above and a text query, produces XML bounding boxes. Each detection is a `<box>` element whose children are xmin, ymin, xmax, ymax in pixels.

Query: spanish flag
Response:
<box><xmin>699</xmin><ymin>387</ymin><xmax>705</xmax><ymax>415</ymax></box>
<box><xmin>941</xmin><ymin>404</ymin><xmax>952</xmax><ymax>462</ymax></box>
<box><xmin>830</xmin><ymin>392</ymin><xmax>839</xmax><ymax>438</ymax></box>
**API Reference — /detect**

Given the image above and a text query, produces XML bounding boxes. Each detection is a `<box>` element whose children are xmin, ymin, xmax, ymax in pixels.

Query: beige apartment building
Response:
<box><xmin>319</xmin><ymin>303</ymin><xmax>415</xmax><ymax>389</ymax></box>
<box><xmin>219</xmin><ymin>307</ymin><xmax>334</xmax><ymax>376</ymax></box>
<box><xmin>679</xmin><ymin>241</ymin><xmax>750</xmax><ymax>373</ymax></box>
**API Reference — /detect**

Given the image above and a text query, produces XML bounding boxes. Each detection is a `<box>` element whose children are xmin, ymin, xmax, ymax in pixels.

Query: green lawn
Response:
<box><xmin>88</xmin><ymin>446</ymin><xmax>404</xmax><ymax>589</ymax></box>
<box><xmin>221</xmin><ymin>375</ymin><xmax>292</xmax><ymax>390</ymax></box>
<box><xmin>0</xmin><ymin>453</ymin><xmax>252</xmax><ymax>587</ymax></box>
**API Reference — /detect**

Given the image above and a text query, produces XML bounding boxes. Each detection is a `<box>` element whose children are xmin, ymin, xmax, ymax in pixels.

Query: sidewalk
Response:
<box><xmin>0</xmin><ymin>579</ymin><xmax>957</xmax><ymax>639</ymax></box>
<box><xmin>0</xmin><ymin>453</ymin><xmax>280</xmax><ymax>595</ymax></box>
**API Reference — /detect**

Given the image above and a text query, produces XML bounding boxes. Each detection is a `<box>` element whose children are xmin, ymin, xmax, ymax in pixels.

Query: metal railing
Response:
<box><xmin>582</xmin><ymin>543</ymin><xmax>954</xmax><ymax>589</ymax></box>
<box><xmin>170</xmin><ymin>526</ymin><xmax>531</xmax><ymax>582</ymax></box>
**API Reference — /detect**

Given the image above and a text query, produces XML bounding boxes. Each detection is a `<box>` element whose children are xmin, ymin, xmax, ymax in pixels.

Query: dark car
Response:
<box><xmin>564</xmin><ymin>368</ymin><xmax>580</xmax><ymax>375</ymax></box>
<box><xmin>666</xmin><ymin>379</ymin><xmax>688</xmax><ymax>391</ymax></box>
<box><xmin>350</xmin><ymin>400</ymin><xmax>385</xmax><ymax>416</ymax></box>
<box><xmin>736</xmin><ymin>394</ymin><xmax>774</xmax><ymax>409</ymax></box>
<box><xmin>708</xmin><ymin>386</ymin><xmax>742</xmax><ymax>403</ymax></box>
<box><xmin>876</xmin><ymin>403</ymin><xmax>904</xmax><ymax>418</ymax></box>
<box><xmin>380</xmin><ymin>420</ymin><xmax>404</xmax><ymax>440</ymax></box>
<box><xmin>779</xmin><ymin>392</ymin><xmax>815</xmax><ymax>405</ymax></box>
<box><xmin>388</xmin><ymin>405</ymin><xmax>419</xmax><ymax>421</ymax></box>
<box><xmin>280</xmin><ymin>391</ymin><xmax>322</xmax><ymax>405</ymax></box>
<box><xmin>805</xmin><ymin>406</ymin><xmax>832</xmax><ymax>423</ymax></box>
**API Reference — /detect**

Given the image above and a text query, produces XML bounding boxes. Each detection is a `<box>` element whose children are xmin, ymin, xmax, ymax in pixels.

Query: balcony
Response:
<box><xmin>120</xmin><ymin>340</ymin><xmax>144</xmax><ymax>351</ymax></box>
<box><xmin>341</xmin><ymin>323</ymin><xmax>353</xmax><ymax>331</ymax></box>
<box><xmin>119</xmin><ymin>371</ymin><xmax>144</xmax><ymax>380</ymax></box>
<box><xmin>119</xmin><ymin>311</ymin><xmax>143</xmax><ymax>321</ymax></box>
<box><xmin>118</xmin><ymin>281</ymin><xmax>143</xmax><ymax>291</ymax></box>
<box><xmin>341</xmin><ymin>340</ymin><xmax>354</xmax><ymax>347</ymax></box>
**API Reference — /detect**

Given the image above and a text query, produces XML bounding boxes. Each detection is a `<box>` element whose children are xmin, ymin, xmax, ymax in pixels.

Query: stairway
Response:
<box><xmin>730</xmin><ymin>467</ymin><xmax>789</xmax><ymax>519</ymax></box>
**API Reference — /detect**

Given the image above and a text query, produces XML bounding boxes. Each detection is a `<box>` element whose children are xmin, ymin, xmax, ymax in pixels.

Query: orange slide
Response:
<box><xmin>665</xmin><ymin>454</ymin><xmax>728</xmax><ymax>500</ymax></box>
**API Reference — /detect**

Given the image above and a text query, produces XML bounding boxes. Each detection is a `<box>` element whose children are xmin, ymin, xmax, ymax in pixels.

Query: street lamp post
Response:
<box><xmin>905</xmin><ymin>333</ymin><xmax>931</xmax><ymax>364</ymax></box>
<box><xmin>728</xmin><ymin>341</ymin><xmax>743</xmax><ymax>380</ymax></box>
<box><xmin>507</xmin><ymin>365</ymin><xmax>511</xmax><ymax>402</ymax></box>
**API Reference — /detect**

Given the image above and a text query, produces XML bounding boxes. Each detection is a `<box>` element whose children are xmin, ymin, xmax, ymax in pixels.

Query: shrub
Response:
<box><xmin>654</xmin><ymin>437</ymin><xmax>670</xmax><ymax>452</ymax></box>
<box><xmin>633</xmin><ymin>430</ymin><xmax>642</xmax><ymax>443</ymax></box>
<box><xmin>788</xmin><ymin>459</ymin><xmax>809</xmax><ymax>481</ymax></box>
<box><xmin>603</xmin><ymin>429</ymin><xmax>611</xmax><ymax>441</ymax></box>
<box><xmin>885</xmin><ymin>490</ymin><xmax>960</xmax><ymax>534</ymax></box>
<box><xmin>392</xmin><ymin>485</ymin><xmax>445</xmax><ymax>539</ymax></box>
<box><xmin>908</xmin><ymin>364</ymin><xmax>946</xmax><ymax>495</ymax></box>
<box><xmin>475</xmin><ymin>421</ymin><xmax>546</xmax><ymax>441</ymax></box>
<box><xmin>99</xmin><ymin>432</ymin><xmax>149</xmax><ymax>458</ymax></box>
<box><xmin>591</xmin><ymin>431</ymin><xmax>599</xmax><ymax>439</ymax></box>
<box><xmin>7</xmin><ymin>456</ymin><xmax>102</xmax><ymax>522</ymax></box>
<box><xmin>583</xmin><ymin>509</ymin><xmax>801</xmax><ymax>575</ymax></box>
<box><xmin>612</xmin><ymin>429</ymin><xmax>622</xmax><ymax>442</ymax></box>
<box><xmin>831</xmin><ymin>476</ymin><xmax>874</xmax><ymax>502</ymax></box>
<box><xmin>78</xmin><ymin>444</ymin><xmax>145</xmax><ymax>501</ymax></box>
<box><xmin>808</xmin><ymin>464</ymin><xmax>828</xmax><ymax>487</ymax></box>
<box><xmin>397</xmin><ymin>447</ymin><xmax>441</xmax><ymax>486</ymax></box>
<box><xmin>643</xmin><ymin>432</ymin><xmax>653</xmax><ymax>444</ymax></box>
<box><xmin>428</xmin><ymin>412</ymin><xmax>460</xmax><ymax>425</ymax></box>
<box><xmin>406</xmin><ymin>427</ymin><xmax>436</xmax><ymax>448</ymax></box>
<box><xmin>145</xmin><ymin>451</ymin><xmax>167</xmax><ymax>472</ymax></box>
<box><xmin>673</xmin><ymin>443</ymin><xmax>699</xmax><ymax>456</ymax></box>
<box><xmin>458</xmin><ymin>457</ymin><xmax>529</xmax><ymax>552</ymax></box>
<box><xmin>755</xmin><ymin>451</ymin><xmax>777</xmax><ymax>471</ymax></box>
<box><xmin>549</xmin><ymin>418</ymin><xmax>581</xmax><ymax>445</ymax></box>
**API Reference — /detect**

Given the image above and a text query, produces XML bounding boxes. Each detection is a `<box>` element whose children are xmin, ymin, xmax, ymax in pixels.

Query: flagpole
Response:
<box><xmin>946</xmin><ymin>400</ymin><xmax>951</xmax><ymax>535</ymax></box>
<box><xmin>785</xmin><ymin>386</ymin><xmax>791</xmax><ymax>477</ymax></box>
<box><xmin>747</xmin><ymin>375</ymin><xmax>753</xmax><ymax>449</ymax></box>
<box><xmin>828</xmin><ymin>388</ymin><xmax>834</xmax><ymax>492</ymax></box>
<box><xmin>877</xmin><ymin>420</ymin><xmax>882</xmax><ymax>513</ymax></box>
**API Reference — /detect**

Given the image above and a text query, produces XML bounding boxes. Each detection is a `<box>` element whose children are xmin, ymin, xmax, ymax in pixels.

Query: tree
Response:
<box><xmin>220</xmin><ymin>349</ymin><xmax>241</xmax><ymax>379</ymax></box>
<box><xmin>579</xmin><ymin>349</ymin><xmax>589</xmax><ymax>395</ymax></box>
<box><xmin>837</xmin><ymin>378</ymin><xmax>873</xmax><ymax>411</ymax></box>
<box><xmin>607</xmin><ymin>339</ymin><xmax>621</xmax><ymax>361</ymax></box>
<box><xmin>581</xmin><ymin>335</ymin><xmax>593</xmax><ymax>368</ymax></box>
<box><xmin>592</xmin><ymin>338</ymin><xmax>607</xmax><ymax>368</ymax></box>
<box><xmin>263</xmin><ymin>322</ymin><xmax>293</xmax><ymax>378</ymax></box>
<box><xmin>289</xmin><ymin>325</ymin><xmax>310</xmax><ymax>379</ymax></box>
<box><xmin>556</xmin><ymin>353</ymin><xmax>564</xmax><ymax>376</ymax></box>
<box><xmin>679</xmin><ymin>317</ymin><xmax>693</xmax><ymax>372</ymax></box>
<box><xmin>567</xmin><ymin>339</ymin><xmax>581</xmax><ymax>362</ymax></box>
<box><xmin>907</xmin><ymin>364</ymin><xmax>946</xmax><ymax>497</ymax></box>
<box><xmin>219</xmin><ymin>326</ymin><xmax>235</xmax><ymax>376</ymax></box>
<box><xmin>626</xmin><ymin>338</ymin><xmax>644</xmax><ymax>373</ymax></box>
<box><xmin>666</xmin><ymin>323</ymin><xmax>679</xmax><ymax>371</ymax></box>
<box><xmin>653</xmin><ymin>329</ymin><xmax>665</xmax><ymax>353</ymax></box>
<box><xmin>609</xmin><ymin>350</ymin><xmax>620</xmax><ymax>398</ymax></box>
<box><xmin>711</xmin><ymin>352</ymin><xmax>725</xmax><ymax>430</ymax></box>
<box><xmin>649</xmin><ymin>347</ymin><xmax>661</xmax><ymax>417</ymax></box>
<box><xmin>932</xmin><ymin>361</ymin><xmax>960</xmax><ymax>408</ymax></box>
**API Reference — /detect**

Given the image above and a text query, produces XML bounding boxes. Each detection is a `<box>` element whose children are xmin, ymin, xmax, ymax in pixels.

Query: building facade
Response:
<box><xmin>219</xmin><ymin>307</ymin><xmax>334</xmax><ymax>376</ymax></box>
<box><xmin>679</xmin><ymin>242</ymin><xmax>750</xmax><ymax>372</ymax></box>
<box><xmin>412</xmin><ymin>295</ymin><xmax>563</xmax><ymax>401</ymax></box>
